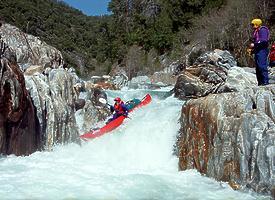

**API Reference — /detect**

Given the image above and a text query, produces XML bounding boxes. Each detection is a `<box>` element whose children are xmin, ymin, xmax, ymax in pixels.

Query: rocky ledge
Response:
<box><xmin>174</xmin><ymin>49</ymin><xmax>275</xmax><ymax>196</ymax></box>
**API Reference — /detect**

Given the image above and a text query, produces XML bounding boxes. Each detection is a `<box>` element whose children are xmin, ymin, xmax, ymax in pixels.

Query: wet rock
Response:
<box><xmin>25</xmin><ymin>68</ymin><xmax>80</xmax><ymax>150</ymax></box>
<box><xmin>0</xmin><ymin>57</ymin><xmax>41</xmax><ymax>156</ymax></box>
<box><xmin>75</xmin><ymin>89</ymin><xmax>109</xmax><ymax>133</ymax></box>
<box><xmin>75</xmin><ymin>99</ymin><xmax>85</xmax><ymax>111</ymax></box>
<box><xmin>176</xmin><ymin>86</ymin><xmax>275</xmax><ymax>195</ymax></box>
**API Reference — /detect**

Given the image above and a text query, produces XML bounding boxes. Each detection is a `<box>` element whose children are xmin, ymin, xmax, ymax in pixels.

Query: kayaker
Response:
<box><xmin>107</xmin><ymin>97</ymin><xmax>128</xmax><ymax>123</ymax></box>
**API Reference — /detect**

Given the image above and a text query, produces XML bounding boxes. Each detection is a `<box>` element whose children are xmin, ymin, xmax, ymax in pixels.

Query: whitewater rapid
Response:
<box><xmin>0</xmin><ymin>89</ymin><xmax>269</xmax><ymax>199</ymax></box>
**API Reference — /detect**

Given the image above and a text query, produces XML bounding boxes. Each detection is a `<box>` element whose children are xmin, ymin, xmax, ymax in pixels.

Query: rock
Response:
<box><xmin>269</xmin><ymin>67</ymin><xmax>275</xmax><ymax>84</ymax></box>
<box><xmin>0</xmin><ymin>23</ymin><xmax>63</xmax><ymax>70</ymax></box>
<box><xmin>150</xmin><ymin>64</ymin><xmax>179</xmax><ymax>87</ymax></box>
<box><xmin>271</xmin><ymin>186</ymin><xmax>275</xmax><ymax>199</ymax></box>
<box><xmin>75</xmin><ymin>98</ymin><xmax>85</xmax><ymax>111</ymax></box>
<box><xmin>85</xmin><ymin>80</ymin><xmax>117</xmax><ymax>91</ymax></box>
<box><xmin>25</xmin><ymin>68</ymin><xmax>80</xmax><ymax>150</ymax></box>
<box><xmin>109</xmin><ymin>66</ymin><xmax>128</xmax><ymax>89</ymax></box>
<box><xmin>75</xmin><ymin>88</ymin><xmax>109</xmax><ymax>133</ymax></box>
<box><xmin>24</xmin><ymin>65</ymin><xmax>44</xmax><ymax>76</ymax></box>
<box><xmin>173</xmin><ymin>63</ymin><xmax>186</xmax><ymax>76</ymax></box>
<box><xmin>0</xmin><ymin>57</ymin><xmax>41</xmax><ymax>156</ymax></box>
<box><xmin>217</xmin><ymin>66</ymin><xmax>258</xmax><ymax>92</ymax></box>
<box><xmin>176</xmin><ymin>86</ymin><xmax>275</xmax><ymax>195</ymax></box>
<box><xmin>174</xmin><ymin>50</ymin><xmax>256</xmax><ymax>99</ymax></box>
<box><xmin>128</xmin><ymin>76</ymin><xmax>151</xmax><ymax>89</ymax></box>
<box><xmin>228</xmin><ymin>181</ymin><xmax>241</xmax><ymax>190</ymax></box>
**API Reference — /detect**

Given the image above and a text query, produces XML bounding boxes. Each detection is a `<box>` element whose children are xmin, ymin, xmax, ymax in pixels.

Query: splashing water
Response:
<box><xmin>0</xmin><ymin>89</ymin><xmax>269</xmax><ymax>200</ymax></box>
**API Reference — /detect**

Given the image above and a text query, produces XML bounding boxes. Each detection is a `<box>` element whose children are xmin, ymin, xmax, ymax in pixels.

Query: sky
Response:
<box><xmin>62</xmin><ymin>0</ymin><xmax>111</xmax><ymax>16</ymax></box>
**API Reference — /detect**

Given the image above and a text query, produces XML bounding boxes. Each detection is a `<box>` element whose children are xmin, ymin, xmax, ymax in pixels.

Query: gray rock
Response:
<box><xmin>176</xmin><ymin>86</ymin><xmax>275</xmax><ymax>195</ymax></box>
<box><xmin>217</xmin><ymin>66</ymin><xmax>258</xmax><ymax>92</ymax></box>
<box><xmin>0</xmin><ymin>24</ymin><xmax>63</xmax><ymax>70</ymax></box>
<box><xmin>25</xmin><ymin>68</ymin><xmax>80</xmax><ymax>149</ymax></box>
<box><xmin>75</xmin><ymin>89</ymin><xmax>109</xmax><ymax>133</ymax></box>
<box><xmin>174</xmin><ymin>50</ymin><xmax>257</xmax><ymax>99</ymax></box>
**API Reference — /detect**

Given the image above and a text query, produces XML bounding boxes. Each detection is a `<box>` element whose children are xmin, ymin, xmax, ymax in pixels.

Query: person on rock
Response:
<box><xmin>107</xmin><ymin>97</ymin><xmax>128</xmax><ymax>123</ymax></box>
<box><xmin>250</xmin><ymin>18</ymin><xmax>270</xmax><ymax>86</ymax></box>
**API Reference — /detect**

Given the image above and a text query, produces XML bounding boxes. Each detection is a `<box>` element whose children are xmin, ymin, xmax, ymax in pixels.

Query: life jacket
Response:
<box><xmin>253</xmin><ymin>26</ymin><xmax>270</xmax><ymax>43</ymax></box>
<box><xmin>114</xmin><ymin>101</ymin><xmax>125</xmax><ymax>114</ymax></box>
<box><xmin>269</xmin><ymin>49</ymin><xmax>275</xmax><ymax>62</ymax></box>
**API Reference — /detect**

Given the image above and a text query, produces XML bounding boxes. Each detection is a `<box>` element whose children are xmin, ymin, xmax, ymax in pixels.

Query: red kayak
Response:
<box><xmin>80</xmin><ymin>93</ymin><xmax>152</xmax><ymax>141</ymax></box>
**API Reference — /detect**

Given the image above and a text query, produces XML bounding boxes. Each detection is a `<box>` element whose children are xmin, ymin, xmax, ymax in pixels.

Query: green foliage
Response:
<box><xmin>106</xmin><ymin>0</ymin><xmax>227</xmax><ymax>55</ymax></box>
<box><xmin>0</xmin><ymin>0</ymin><xmax>227</xmax><ymax>76</ymax></box>
<box><xmin>0</xmin><ymin>0</ymin><xmax>112</xmax><ymax>73</ymax></box>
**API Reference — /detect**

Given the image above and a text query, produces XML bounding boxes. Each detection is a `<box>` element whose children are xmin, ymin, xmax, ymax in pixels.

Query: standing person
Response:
<box><xmin>107</xmin><ymin>97</ymin><xmax>128</xmax><ymax>123</ymax></box>
<box><xmin>269</xmin><ymin>44</ymin><xmax>275</xmax><ymax>67</ymax></box>
<box><xmin>250</xmin><ymin>18</ymin><xmax>270</xmax><ymax>86</ymax></box>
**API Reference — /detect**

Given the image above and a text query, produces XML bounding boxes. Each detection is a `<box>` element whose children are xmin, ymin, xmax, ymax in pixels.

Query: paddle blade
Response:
<box><xmin>98</xmin><ymin>98</ymin><xmax>107</xmax><ymax>104</ymax></box>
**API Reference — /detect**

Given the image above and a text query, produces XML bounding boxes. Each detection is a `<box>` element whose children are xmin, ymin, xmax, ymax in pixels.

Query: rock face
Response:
<box><xmin>174</xmin><ymin>49</ymin><xmax>252</xmax><ymax>99</ymax></box>
<box><xmin>174</xmin><ymin>50</ymin><xmax>275</xmax><ymax>196</ymax></box>
<box><xmin>176</xmin><ymin>87</ymin><xmax>275</xmax><ymax>194</ymax></box>
<box><xmin>0</xmin><ymin>23</ymin><xmax>62</xmax><ymax>70</ymax></box>
<box><xmin>25</xmin><ymin>68</ymin><xmax>80</xmax><ymax>150</ymax></box>
<box><xmin>109</xmin><ymin>65</ymin><xmax>129</xmax><ymax>89</ymax></box>
<box><xmin>0</xmin><ymin>55</ymin><xmax>41</xmax><ymax>156</ymax></box>
<box><xmin>0</xmin><ymin>23</ymin><xmax>115</xmax><ymax>154</ymax></box>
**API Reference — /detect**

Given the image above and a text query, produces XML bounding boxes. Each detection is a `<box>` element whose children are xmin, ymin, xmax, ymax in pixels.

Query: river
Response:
<box><xmin>0</xmin><ymin>89</ymin><xmax>269</xmax><ymax>199</ymax></box>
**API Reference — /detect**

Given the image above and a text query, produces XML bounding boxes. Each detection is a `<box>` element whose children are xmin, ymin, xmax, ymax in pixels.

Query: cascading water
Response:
<box><xmin>0</xmin><ymin>89</ymin><xmax>269</xmax><ymax>200</ymax></box>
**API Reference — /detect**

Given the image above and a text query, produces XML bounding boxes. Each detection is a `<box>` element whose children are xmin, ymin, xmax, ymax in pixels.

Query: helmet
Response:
<box><xmin>272</xmin><ymin>44</ymin><xmax>275</xmax><ymax>50</ymax></box>
<box><xmin>114</xmin><ymin>97</ymin><xmax>121</xmax><ymax>102</ymax></box>
<box><xmin>251</xmin><ymin>18</ymin><xmax>262</xmax><ymax>27</ymax></box>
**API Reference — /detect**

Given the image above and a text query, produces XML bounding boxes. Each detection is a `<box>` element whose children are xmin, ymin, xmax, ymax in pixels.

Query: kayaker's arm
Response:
<box><xmin>110</xmin><ymin>105</ymin><xmax>114</xmax><ymax>113</ymax></box>
<box><xmin>122</xmin><ymin>104</ymin><xmax>129</xmax><ymax>117</ymax></box>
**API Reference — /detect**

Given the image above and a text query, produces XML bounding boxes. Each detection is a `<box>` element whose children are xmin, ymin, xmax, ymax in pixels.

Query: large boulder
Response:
<box><xmin>176</xmin><ymin>86</ymin><xmax>275</xmax><ymax>195</ymax></box>
<box><xmin>0</xmin><ymin>23</ymin><xmax>63</xmax><ymax>70</ymax></box>
<box><xmin>75</xmin><ymin>88</ymin><xmax>110</xmax><ymax>133</ymax></box>
<box><xmin>174</xmin><ymin>49</ymin><xmax>250</xmax><ymax>99</ymax></box>
<box><xmin>217</xmin><ymin>66</ymin><xmax>257</xmax><ymax>92</ymax></box>
<box><xmin>0</xmin><ymin>55</ymin><xmax>41</xmax><ymax>156</ymax></box>
<box><xmin>25</xmin><ymin>68</ymin><xmax>80</xmax><ymax>149</ymax></box>
<box><xmin>109</xmin><ymin>65</ymin><xmax>129</xmax><ymax>89</ymax></box>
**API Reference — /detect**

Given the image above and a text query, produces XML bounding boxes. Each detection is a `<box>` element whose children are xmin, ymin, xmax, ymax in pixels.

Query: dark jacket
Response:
<box><xmin>110</xmin><ymin>102</ymin><xmax>128</xmax><ymax>116</ymax></box>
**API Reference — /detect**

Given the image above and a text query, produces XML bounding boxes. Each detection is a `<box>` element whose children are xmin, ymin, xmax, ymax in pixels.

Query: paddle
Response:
<box><xmin>99</xmin><ymin>97</ymin><xmax>131</xmax><ymax>119</ymax></box>
<box><xmin>98</xmin><ymin>98</ymin><xmax>112</xmax><ymax>107</ymax></box>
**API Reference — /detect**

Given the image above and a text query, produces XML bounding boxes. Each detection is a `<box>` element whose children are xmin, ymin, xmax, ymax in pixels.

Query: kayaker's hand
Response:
<box><xmin>250</xmin><ymin>43</ymin><xmax>254</xmax><ymax>48</ymax></box>
<box><xmin>110</xmin><ymin>106</ymin><xmax>114</xmax><ymax>112</ymax></box>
